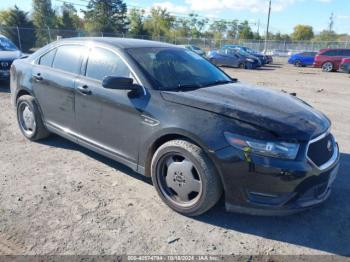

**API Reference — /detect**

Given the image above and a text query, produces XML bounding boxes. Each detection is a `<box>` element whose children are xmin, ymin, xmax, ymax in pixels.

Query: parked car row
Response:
<box><xmin>179</xmin><ymin>44</ymin><xmax>273</xmax><ymax>70</ymax></box>
<box><xmin>288</xmin><ymin>48</ymin><xmax>350</xmax><ymax>73</ymax></box>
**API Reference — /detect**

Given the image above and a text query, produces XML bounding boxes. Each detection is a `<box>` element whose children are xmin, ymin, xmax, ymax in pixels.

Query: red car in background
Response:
<box><xmin>313</xmin><ymin>48</ymin><xmax>350</xmax><ymax>72</ymax></box>
<box><xmin>340</xmin><ymin>58</ymin><xmax>350</xmax><ymax>73</ymax></box>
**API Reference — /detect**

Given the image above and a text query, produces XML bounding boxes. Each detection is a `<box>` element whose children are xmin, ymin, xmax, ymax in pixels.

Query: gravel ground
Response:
<box><xmin>0</xmin><ymin>63</ymin><xmax>349</xmax><ymax>256</ymax></box>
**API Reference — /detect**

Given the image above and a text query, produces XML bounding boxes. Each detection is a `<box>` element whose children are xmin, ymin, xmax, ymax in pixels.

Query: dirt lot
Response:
<box><xmin>0</xmin><ymin>63</ymin><xmax>349</xmax><ymax>256</ymax></box>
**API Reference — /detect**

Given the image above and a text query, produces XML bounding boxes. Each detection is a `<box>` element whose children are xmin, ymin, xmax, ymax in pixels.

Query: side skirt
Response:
<box><xmin>46</xmin><ymin>122</ymin><xmax>142</xmax><ymax>175</ymax></box>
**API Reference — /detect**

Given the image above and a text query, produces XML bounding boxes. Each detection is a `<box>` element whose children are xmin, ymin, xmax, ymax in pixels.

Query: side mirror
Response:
<box><xmin>102</xmin><ymin>76</ymin><xmax>138</xmax><ymax>90</ymax></box>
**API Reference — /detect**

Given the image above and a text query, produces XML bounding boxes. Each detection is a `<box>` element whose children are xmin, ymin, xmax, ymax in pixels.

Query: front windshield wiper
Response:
<box><xmin>202</xmin><ymin>79</ymin><xmax>236</xmax><ymax>87</ymax></box>
<box><xmin>165</xmin><ymin>83</ymin><xmax>203</xmax><ymax>91</ymax></box>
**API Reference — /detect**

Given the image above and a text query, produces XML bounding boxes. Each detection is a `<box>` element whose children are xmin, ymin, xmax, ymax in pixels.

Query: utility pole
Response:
<box><xmin>264</xmin><ymin>0</ymin><xmax>271</xmax><ymax>53</ymax></box>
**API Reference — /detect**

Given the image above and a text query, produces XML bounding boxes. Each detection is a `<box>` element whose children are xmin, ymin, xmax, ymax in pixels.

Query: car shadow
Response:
<box><xmin>38</xmin><ymin>135</ymin><xmax>152</xmax><ymax>185</ymax></box>
<box><xmin>197</xmin><ymin>152</ymin><xmax>350</xmax><ymax>256</ymax></box>
<box><xmin>0</xmin><ymin>81</ymin><xmax>10</xmax><ymax>93</ymax></box>
<box><xmin>38</xmin><ymin>134</ymin><xmax>350</xmax><ymax>255</ymax></box>
<box><xmin>265</xmin><ymin>64</ymin><xmax>282</xmax><ymax>68</ymax></box>
<box><xmin>256</xmin><ymin>67</ymin><xmax>276</xmax><ymax>71</ymax></box>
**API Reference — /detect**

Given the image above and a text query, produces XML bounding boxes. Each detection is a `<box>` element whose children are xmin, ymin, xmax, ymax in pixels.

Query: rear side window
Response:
<box><xmin>85</xmin><ymin>47</ymin><xmax>131</xmax><ymax>81</ymax></box>
<box><xmin>52</xmin><ymin>45</ymin><xmax>84</xmax><ymax>74</ymax></box>
<box><xmin>323</xmin><ymin>50</ymin><xmax>339</xmax><ymax>56</ymax></box>
<box><xmin>340</xmin><ymin>49</ymin><xmax>350</xmax><ymax>56</ymax></box>
<box><xmin>39</xmin><ymin>48</ymin><xmax>57</xmax><ymax>67</ymax></box>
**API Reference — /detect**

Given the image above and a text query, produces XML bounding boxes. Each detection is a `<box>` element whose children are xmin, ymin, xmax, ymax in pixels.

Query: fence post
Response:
<box><xmin>16</xmin><ymin>26</ymin><xmax>22</xmax><ymax>51</ymax></box>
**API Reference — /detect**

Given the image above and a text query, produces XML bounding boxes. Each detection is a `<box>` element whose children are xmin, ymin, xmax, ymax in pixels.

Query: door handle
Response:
<box><xmin>77</xmin><ymin>85</ymin><xmax>91</xmax><ymax>95</ymax></box>
<box><xmin>33</xmin><ymin>73</ymin><xmax>43</xmax><ymax>81</ymax></box>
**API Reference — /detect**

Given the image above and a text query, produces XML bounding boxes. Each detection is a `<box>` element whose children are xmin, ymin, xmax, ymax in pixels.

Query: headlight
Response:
<box><xmin>246</xmin><ymin>58</ymin><xmax>254</xmax><ymax>62</ymax></box>
<box><xmin>224</xmin><ymin>132</ymin><xmax>300</xmax><ymax>160</ymax></box>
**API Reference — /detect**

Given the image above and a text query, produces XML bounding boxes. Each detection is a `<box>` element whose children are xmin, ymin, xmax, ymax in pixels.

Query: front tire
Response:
<box><xmin>151</xmin><ymin>140</ymin><xmax>223</xmax><ymax>216</ymax></box>
<box><xmin>322</xmin><ymin>62</ymin><xmax>334</xmax><ymax>72</ymax></box>
<box><xmin>294</xmin><ymin>60</ymin><xmax>302</xmax><ymax>67</ymax></box>
<box><xmin>16</xmin><ymin>95</ymin><xmax>50</xmax><ymax>141</ymax></box>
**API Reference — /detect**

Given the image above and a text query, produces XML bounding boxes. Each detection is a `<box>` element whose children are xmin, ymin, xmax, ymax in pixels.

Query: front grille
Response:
<box><xmin>307</xmin><ymin>133</ymin><xmax>335</xmax><ymax>167</ymax></box>
<box><xmin>0</xmin><ymin>60</ymin><xmax>13</xmax><ymax>70</ymax></box>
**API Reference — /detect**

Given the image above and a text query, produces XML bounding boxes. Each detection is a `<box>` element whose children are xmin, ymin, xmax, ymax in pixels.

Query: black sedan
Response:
<box><xmin>10</xmin><ymin>38</ymin><xmax>339</xmax><ymax>216</ymax></box>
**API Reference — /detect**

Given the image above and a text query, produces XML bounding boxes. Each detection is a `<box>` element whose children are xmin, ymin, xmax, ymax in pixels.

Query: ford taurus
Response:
<box><xmin>10</xmin><ymin>38</ymin><xmax>340</xmax><ymax>216</ymax></box>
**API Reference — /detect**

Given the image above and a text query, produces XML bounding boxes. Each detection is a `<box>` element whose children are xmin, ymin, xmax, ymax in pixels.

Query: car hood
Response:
<box><xmin>161</xmin><ymin>83</ymin><xmax>330</xmax><ymax>141</ymax></box>
<box><xmin>0</xmin><ymin>50</ymin><xmax>22</xmax><ymax>60</ymax></box>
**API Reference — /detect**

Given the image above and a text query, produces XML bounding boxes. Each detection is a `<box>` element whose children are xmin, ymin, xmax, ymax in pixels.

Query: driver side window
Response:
<box><xmin>86</xmin><ymin>47</ymin><xmax>133</xmax><ymax>82</ymax></box>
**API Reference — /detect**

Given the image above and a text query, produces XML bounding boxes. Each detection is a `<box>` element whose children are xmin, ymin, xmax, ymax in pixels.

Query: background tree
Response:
<box><xmin>187</xmin><ymin>13</ymin><xmax>208</xmax><ymax>38</ymax></box>
<box><xmin>128</xmin><ymin>8</ymin><xmax>148</xmax><ymax>37</ymax></box>
<box><xmin>238</xmin><ymin>20</ymin><xmax>254</xmax><ymax>39</ymax></box>
<box><xmin>59</xmin><ymin>3</ymin><xmax>81</xmax><ymax>31</ymax></box>
<box><xmin>144</xmin><ymin>7</ymin><xmax>175</xmax><ymax>39</ymax></box>
<box><xmin>226</xmin><ymin>20</ymin><xmax>239</xmax><ymax>39</ymax></box>
<box><xmin>83</xmin><ymin>0</ymin><xmax>128</xmax><ymax>35</ymax></box>
<box><xmin>313</xmin><ymin>30</ymin><xmax>337</xmax><ymax>41</ymax></box>
<box><xmin>32</xmin><ymin>0</ymin><xmax>56</xmax><ymax>46</ymax></box>
<box><xmin>291</xmin><ymin>25</ymin><xmax>314</xmax><ymax>40</ymax></box>
<box><xmin>0</xmin><ymin>5</ymin><xmax>35</xmax><ymax>51</ymax></box>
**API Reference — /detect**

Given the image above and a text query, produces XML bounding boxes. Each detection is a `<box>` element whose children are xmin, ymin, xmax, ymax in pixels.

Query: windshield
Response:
<box><xmin>0</xmin><ymin>37</ymin><xmax>18</xmax><ymax>51</ymax></box>
<box><xmin>127</xmin><ymin>47</ymin><xmax>232</xmax><ymax>91</ymax></box>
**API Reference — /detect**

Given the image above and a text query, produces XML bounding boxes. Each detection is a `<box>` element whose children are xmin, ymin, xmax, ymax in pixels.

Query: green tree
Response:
<box><xmin>272</xmin><ymin>32</ymin><xmax>291</xmax><ymax>41</ymax></box>
<box><xmin>32</xmin><ymin>0</ymin><xmax>56</xmax><ymax>46</ymax></box>
<box><xmin>226</xmin><ymin>20</ymin><xmax>239</xmax><ymax>39</ymax></box>
<box><xmin>314</xmin><ymin>30</ymin><xmax>337</xmax><ymax>41</ymax></box>
<box><xmin>291</xmin><ymin>25</ymin><xmax>314</xmax><ymax>40</ymax></box>
<box><xmin>144</xmin><ymin>7</ymin><xmax>175</xmax><ymax>39</ymax></box>
<box><xmin>0</xmin><ymin>5</ymin><xmax>35</xmax><ymax>52</ymax></box>
<box><xmin>209</xmin><ymin>20</ymin><xmax>227</xmax><ymax>35</ymax></box>
<box><xmin>238</xmin><ymin>21</ymin><xmax>254</xmax><ymax>39</ymax></box>
<box><xmin>128</xmin><ymin>8</ymin><xmax>148</xmax><ymax>36</ymax></box>
<box><xmin>83</xmin><ymin>0</ymin><xmax>128</xmax><ymax>35</ymax></box>
<box><xmin>59</xmin><ymin>3</ymin><xmax>81</xmax><ymax>30</ymax></box>
<box><xmin>188</xmin><ymin>13</ymin><xmax>208</xmax><ymax>37</ymax></box>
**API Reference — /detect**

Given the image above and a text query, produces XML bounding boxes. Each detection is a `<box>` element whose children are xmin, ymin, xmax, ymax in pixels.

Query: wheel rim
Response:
<box><xmin>295</xmin><ymin>61</ymin><xmax>301</xmax><ymax>67</ymax></box>
<box><xmin>18</xmin><ymin>102</ymin><xmax>36</xmax><ymax>136</ymax></box>
<box><xmin>323</xmin><ymin>62</ymin><xmax>333</xmax><ymax>72</ymax></box>
<box><xmin>156</xmin><ymin>153</ymin><xmax>203</xmax><ymax>208</ymax></box>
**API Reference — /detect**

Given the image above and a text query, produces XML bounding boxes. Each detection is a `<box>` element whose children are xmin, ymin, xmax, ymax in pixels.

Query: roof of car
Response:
<box><xmin>58</xmin><ymin>37</ymin><xmax>176</xmax><ymax>49</ymax></box>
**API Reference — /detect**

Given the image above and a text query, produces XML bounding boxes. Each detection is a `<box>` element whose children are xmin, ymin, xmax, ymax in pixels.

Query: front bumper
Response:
<box><xmin>212</xmin><ymin>139</ymin><xmax>340</xmax><ymax>216</ymax></box>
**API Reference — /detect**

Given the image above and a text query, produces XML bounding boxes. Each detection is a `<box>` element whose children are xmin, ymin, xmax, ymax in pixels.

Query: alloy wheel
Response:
<box><xmin>156</xmin><ymin>153</ymin><xmax>203</xmax><ymax>208</ymax></box>
<box><xmin>322</xmin><ymin>62</ymin><xmax>333</xmax><ymax>72</ymax></box>
<box><xmin>18</xmin><ymin>102</ymin><xmax>36</xmax><ymax>136</ymax></box>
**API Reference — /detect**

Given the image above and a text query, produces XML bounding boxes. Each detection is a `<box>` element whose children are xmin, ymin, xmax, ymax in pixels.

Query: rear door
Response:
<box><xmin>32</xmin><ymin>44</ymin><xmax>85</xmax><ymax>132</ymax></box>
<box><xmin>75</xmin><ymin>46</ymin><xmax>146</xmax><ymax>165</ymax></box>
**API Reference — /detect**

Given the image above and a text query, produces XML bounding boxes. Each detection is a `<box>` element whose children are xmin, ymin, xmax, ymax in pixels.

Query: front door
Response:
<box><xmin>75</xmin><ymin>46</ymin><xmax>148</xmax><ymax>165</ymax></box>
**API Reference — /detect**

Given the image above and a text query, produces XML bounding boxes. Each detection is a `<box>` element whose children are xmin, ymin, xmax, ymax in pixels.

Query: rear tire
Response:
<box><xmin>16</xmin><ymin>95</ymin><xmax>50</xmax><ymax>141</ymax></box>
<box><xmin>151</xmin><ymin>140</ymin><xmax>223</xmax><ymax>216</ymax></box>
<box><xmin>322</xmin><ymin>62</ymin><xmax>334</xmax><ymax>72</ymax></box>
<box><xmin>239</xmin><ymin>63</ymin><xmax>246</xmax><ymax>69</ymax></box>
<box><xmin>294</xmin><ymin>60</ymin><xmax>302</xmax><ymax>67</ymax></box>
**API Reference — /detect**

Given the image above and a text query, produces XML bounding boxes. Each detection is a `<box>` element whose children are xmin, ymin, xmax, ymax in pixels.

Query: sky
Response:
<box><xmin>1</xmin><ymin>0</ymin><xmax>349</xmax><ymax>34</ymax></box>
